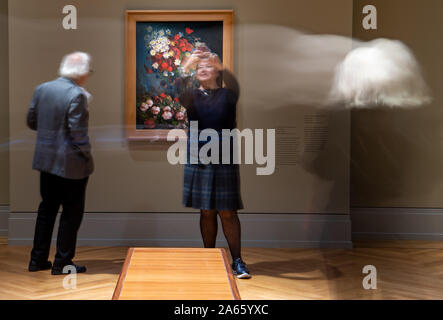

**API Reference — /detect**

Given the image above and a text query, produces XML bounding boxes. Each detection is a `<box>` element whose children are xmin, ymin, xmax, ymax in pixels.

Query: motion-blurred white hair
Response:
<box><xmin>329</xmin><ymin>39</ymin><xmax>432</xmax><ymax>108</ymax></box>
<box><xmin>59</xmin><ymin>52</ymin><xmax>91</xmax><ymax>79</ymax></box>
<box><xmin>239</xmin><ymin>25</ymin><xmax>431</xmax><ymax>110</ymax></box>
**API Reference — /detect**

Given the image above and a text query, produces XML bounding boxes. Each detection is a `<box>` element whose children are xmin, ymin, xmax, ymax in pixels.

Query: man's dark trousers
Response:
<box><xmin>30</xmin><ymin>171</ymin><xmax>89</xmax><ymax>267</ymax></box>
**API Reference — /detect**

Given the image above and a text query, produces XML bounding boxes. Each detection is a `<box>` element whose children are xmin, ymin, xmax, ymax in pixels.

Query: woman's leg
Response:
<box><xmin>200</xmin><ymin>209</ymin><xmax>218</xmax><ymax>248</ymax></box>
<box><xmin>218</xmin><ymin>210</ymin><xmax>242</xmax><ymax>260</ymax></box>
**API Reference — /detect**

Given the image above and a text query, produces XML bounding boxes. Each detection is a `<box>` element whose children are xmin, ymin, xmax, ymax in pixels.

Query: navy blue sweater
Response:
<box><xmin>179</xmin><ymin>69</ymin><xmax>240</xmax><ymax>164</ymax></box>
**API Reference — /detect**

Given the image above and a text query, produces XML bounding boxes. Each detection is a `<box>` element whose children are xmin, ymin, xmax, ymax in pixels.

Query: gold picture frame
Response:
<box><xmin>125</xmin><ymin>10</ymin><xmax>234</xmax><ymax>141</ymax></box>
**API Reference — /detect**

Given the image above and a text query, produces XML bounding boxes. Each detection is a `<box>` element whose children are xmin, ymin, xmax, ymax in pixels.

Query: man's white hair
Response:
<box><xmin>59</xmin><ymin>52</ymin><xmax>91</xmax><ymax>79</ymax></box>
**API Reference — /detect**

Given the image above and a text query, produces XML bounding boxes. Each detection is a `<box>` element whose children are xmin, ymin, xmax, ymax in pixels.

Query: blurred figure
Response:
<box><xmin>26</xmin><ymin>52</ymin><xmax>94</xmax><ymax>275</ymax></box>
<box><xmin>179</xmin><ymin>49</ymin><xmax>251</xmax><ymax>279</ymax></box>
<box><xmin>239</xmin><ymin>25</ymin><xmax>430</xmax><ymax>110</ymax></box>
<box><xmin>329</xmin><ymin>38</ymin><xmax>431</xmax><ymax>108</ymax></box>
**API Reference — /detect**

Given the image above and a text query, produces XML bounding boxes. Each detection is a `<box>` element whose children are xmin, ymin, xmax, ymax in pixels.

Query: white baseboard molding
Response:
<box><xmin>8</xmin><ymin>212</ymin><xmax>352</xmax><ymax>248</ymax></box>
<box><xmin>351</xmin><ymin>207</ymin><xmax>443</xmax><ymax>241</ymax></box>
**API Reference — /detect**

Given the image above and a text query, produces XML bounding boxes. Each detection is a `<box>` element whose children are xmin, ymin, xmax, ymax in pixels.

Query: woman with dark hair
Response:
<box><xmin>179</xmin><ymin>49</ymin><xmax>250</xmax><ymax>279</ymax></box>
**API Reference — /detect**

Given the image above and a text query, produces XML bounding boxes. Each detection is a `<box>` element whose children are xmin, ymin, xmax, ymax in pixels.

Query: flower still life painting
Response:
<box><xmin>136</xmin><ymin>22</ymin><xmax>222</xmax><ymax>130</ymax></box>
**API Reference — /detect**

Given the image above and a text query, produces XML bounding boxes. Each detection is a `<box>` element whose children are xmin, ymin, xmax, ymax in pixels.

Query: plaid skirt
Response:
<box><xmin>182</xmin><ymin>163</ymin><xmax>244</xmax><ymax>211</ymax></box>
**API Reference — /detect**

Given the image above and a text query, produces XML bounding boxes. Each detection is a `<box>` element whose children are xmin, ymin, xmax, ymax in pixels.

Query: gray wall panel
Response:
<box><xmin>8</xmin><ymin>212</ymin><xmax>352</xmax><ymax>248</ymax></box>
<box><xmin>0</xmin><ymin>0</ymin><xmax>9</xmax><ymax>205</ymax></box>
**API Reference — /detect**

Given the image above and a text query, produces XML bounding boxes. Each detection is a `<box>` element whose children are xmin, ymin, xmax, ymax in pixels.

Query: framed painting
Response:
<box><xmin>125</xmin><ymin>10</ymin><xmax>234</xmax><ymax>141</ymax></box>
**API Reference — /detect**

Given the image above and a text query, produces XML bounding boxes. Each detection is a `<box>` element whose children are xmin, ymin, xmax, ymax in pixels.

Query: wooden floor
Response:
<box><xmin>0</xmin><ymin>238</ymin><xmax>442</xmax><ymax>300</ymax></box>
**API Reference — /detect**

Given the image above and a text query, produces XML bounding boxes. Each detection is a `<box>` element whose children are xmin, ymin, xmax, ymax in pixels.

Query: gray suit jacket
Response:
<box><xmin>27</xmin><ymin>77</ymin><xmax>94</xmax><ymax>179</ymax></box>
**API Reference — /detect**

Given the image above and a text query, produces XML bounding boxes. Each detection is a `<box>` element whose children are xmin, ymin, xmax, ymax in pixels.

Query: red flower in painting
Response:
<box><xmin>144</xmin><ymin>118</ymin><xmax>155</xmax><ymax>129</ymax></box>
<box><xmin>173</xmin><ymin>47</ymin><xmax>181</xmax><ymax>57</ymax></box>
<box><xmin>144</xmin><ymin>64</ymin><xmax>153</xmax><ymax>74</ymax></box>
<box><xmin>185</xmin><ymin>27</ymin><xmax>194</xmax><ymax>34</ymax></box>
<box><xmin>160</xmin><ymin>93</ymin><xmax>166</xmax><ymax>98</ymax></box>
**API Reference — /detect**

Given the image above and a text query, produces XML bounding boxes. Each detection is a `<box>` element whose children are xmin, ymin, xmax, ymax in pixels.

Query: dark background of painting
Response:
<box><xmin>136</xmin><ymin>21</ymin><xmax>223</xmax><ymax>129</ymax></box>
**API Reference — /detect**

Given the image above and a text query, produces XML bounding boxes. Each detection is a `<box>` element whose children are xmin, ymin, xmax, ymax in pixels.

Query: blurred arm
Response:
<box><xmin>222</xmin><ymin>68</ymin><xmax>240</xmax><ymax>102</ymax></box>
<box><xmin>26</xmin><ymin>86</ymin><xmax>40</xmax><ymax>131</ymax></box>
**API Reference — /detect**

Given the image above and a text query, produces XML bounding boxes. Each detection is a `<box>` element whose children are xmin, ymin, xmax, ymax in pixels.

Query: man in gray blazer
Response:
<box><xmin>27</xmin><ymin>52</ymin><xmax>94</xmax><ymax>275</ymax></box>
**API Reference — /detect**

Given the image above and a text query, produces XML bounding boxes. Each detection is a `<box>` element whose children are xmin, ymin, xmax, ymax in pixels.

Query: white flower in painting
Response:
<box><xmin>147</xmin><ymin>26</ymin><xmax>153</xmax><ymax>32</ymax></box>
<box><xmin>174</xmin><ymin>58</ymin><xmax>181</xmax><ymax>66</ymax></box>
<box><xmin>151</xmin><ymin>37</ymin><xmax>170</xmax><ymax>54</ymax></box>
<box><xmin>170</xmin><ymin>72</ymin><xmax>174</xmax><ymax>76</ymax></box>
<box><xmin>159</xmin><ymin>30</ymin><xmax>164</xmax><ymax>36</ymax></box>
<box><xmin>150</xmin><ymin>40</ymin><xmax>156</xmax><ymax>46</ymax></box>
<box><xmin>162</xmin><ymin>111</ymin><xmax>173</xmax><ymax>120</ymax></box>
<box><xmin>163</xmin><ymin>52</ymin><xmax>170</xmax><ymax>59</ymax></box>
<box><xmin>140</xmin><ymin>103</ymin><xmax>149</xmax><ymax>112</ymax></box>
<box><xmin>151</xmin><ymin>106</ymin><xmax>160</xmax><ymax>115</ymax></box>
<box><xmin>152</xmin><ymin>62</ymin><xmax>159</xmax><ymax>69</ymax></box>
<box><xmin>146</xmin><ymin>99</ymin><xmax>154</xmax><ymax>107</ymax></box>
<box><xmin>166</xmin><ymin>29</ymin><xmax>171</xmax><ymax>35</ymax></box>
<box><xmin>185</xmin><ymin>52</ymin><xmax>191</xmax><ymax>57</ymax></box>
<box><xmin>163</xmin><ymin>71</ymin><xmax>169</xmax><ymax>77</ymax></box>
<box><xmin>175</xmin><ymin>111</ymin><xmax>185</xmax><ymax>121</ymax></box>
<box><xmin>150</xmin><ymin>50</ymin><xmax>156</xmax><ymax>56</ymax></box>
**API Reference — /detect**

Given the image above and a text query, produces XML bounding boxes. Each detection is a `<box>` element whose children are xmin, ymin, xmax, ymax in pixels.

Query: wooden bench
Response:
<box><xmin>112</xmin><ymin>248</ymin><xmax>240</xmax><ymax>300</ymax></box>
